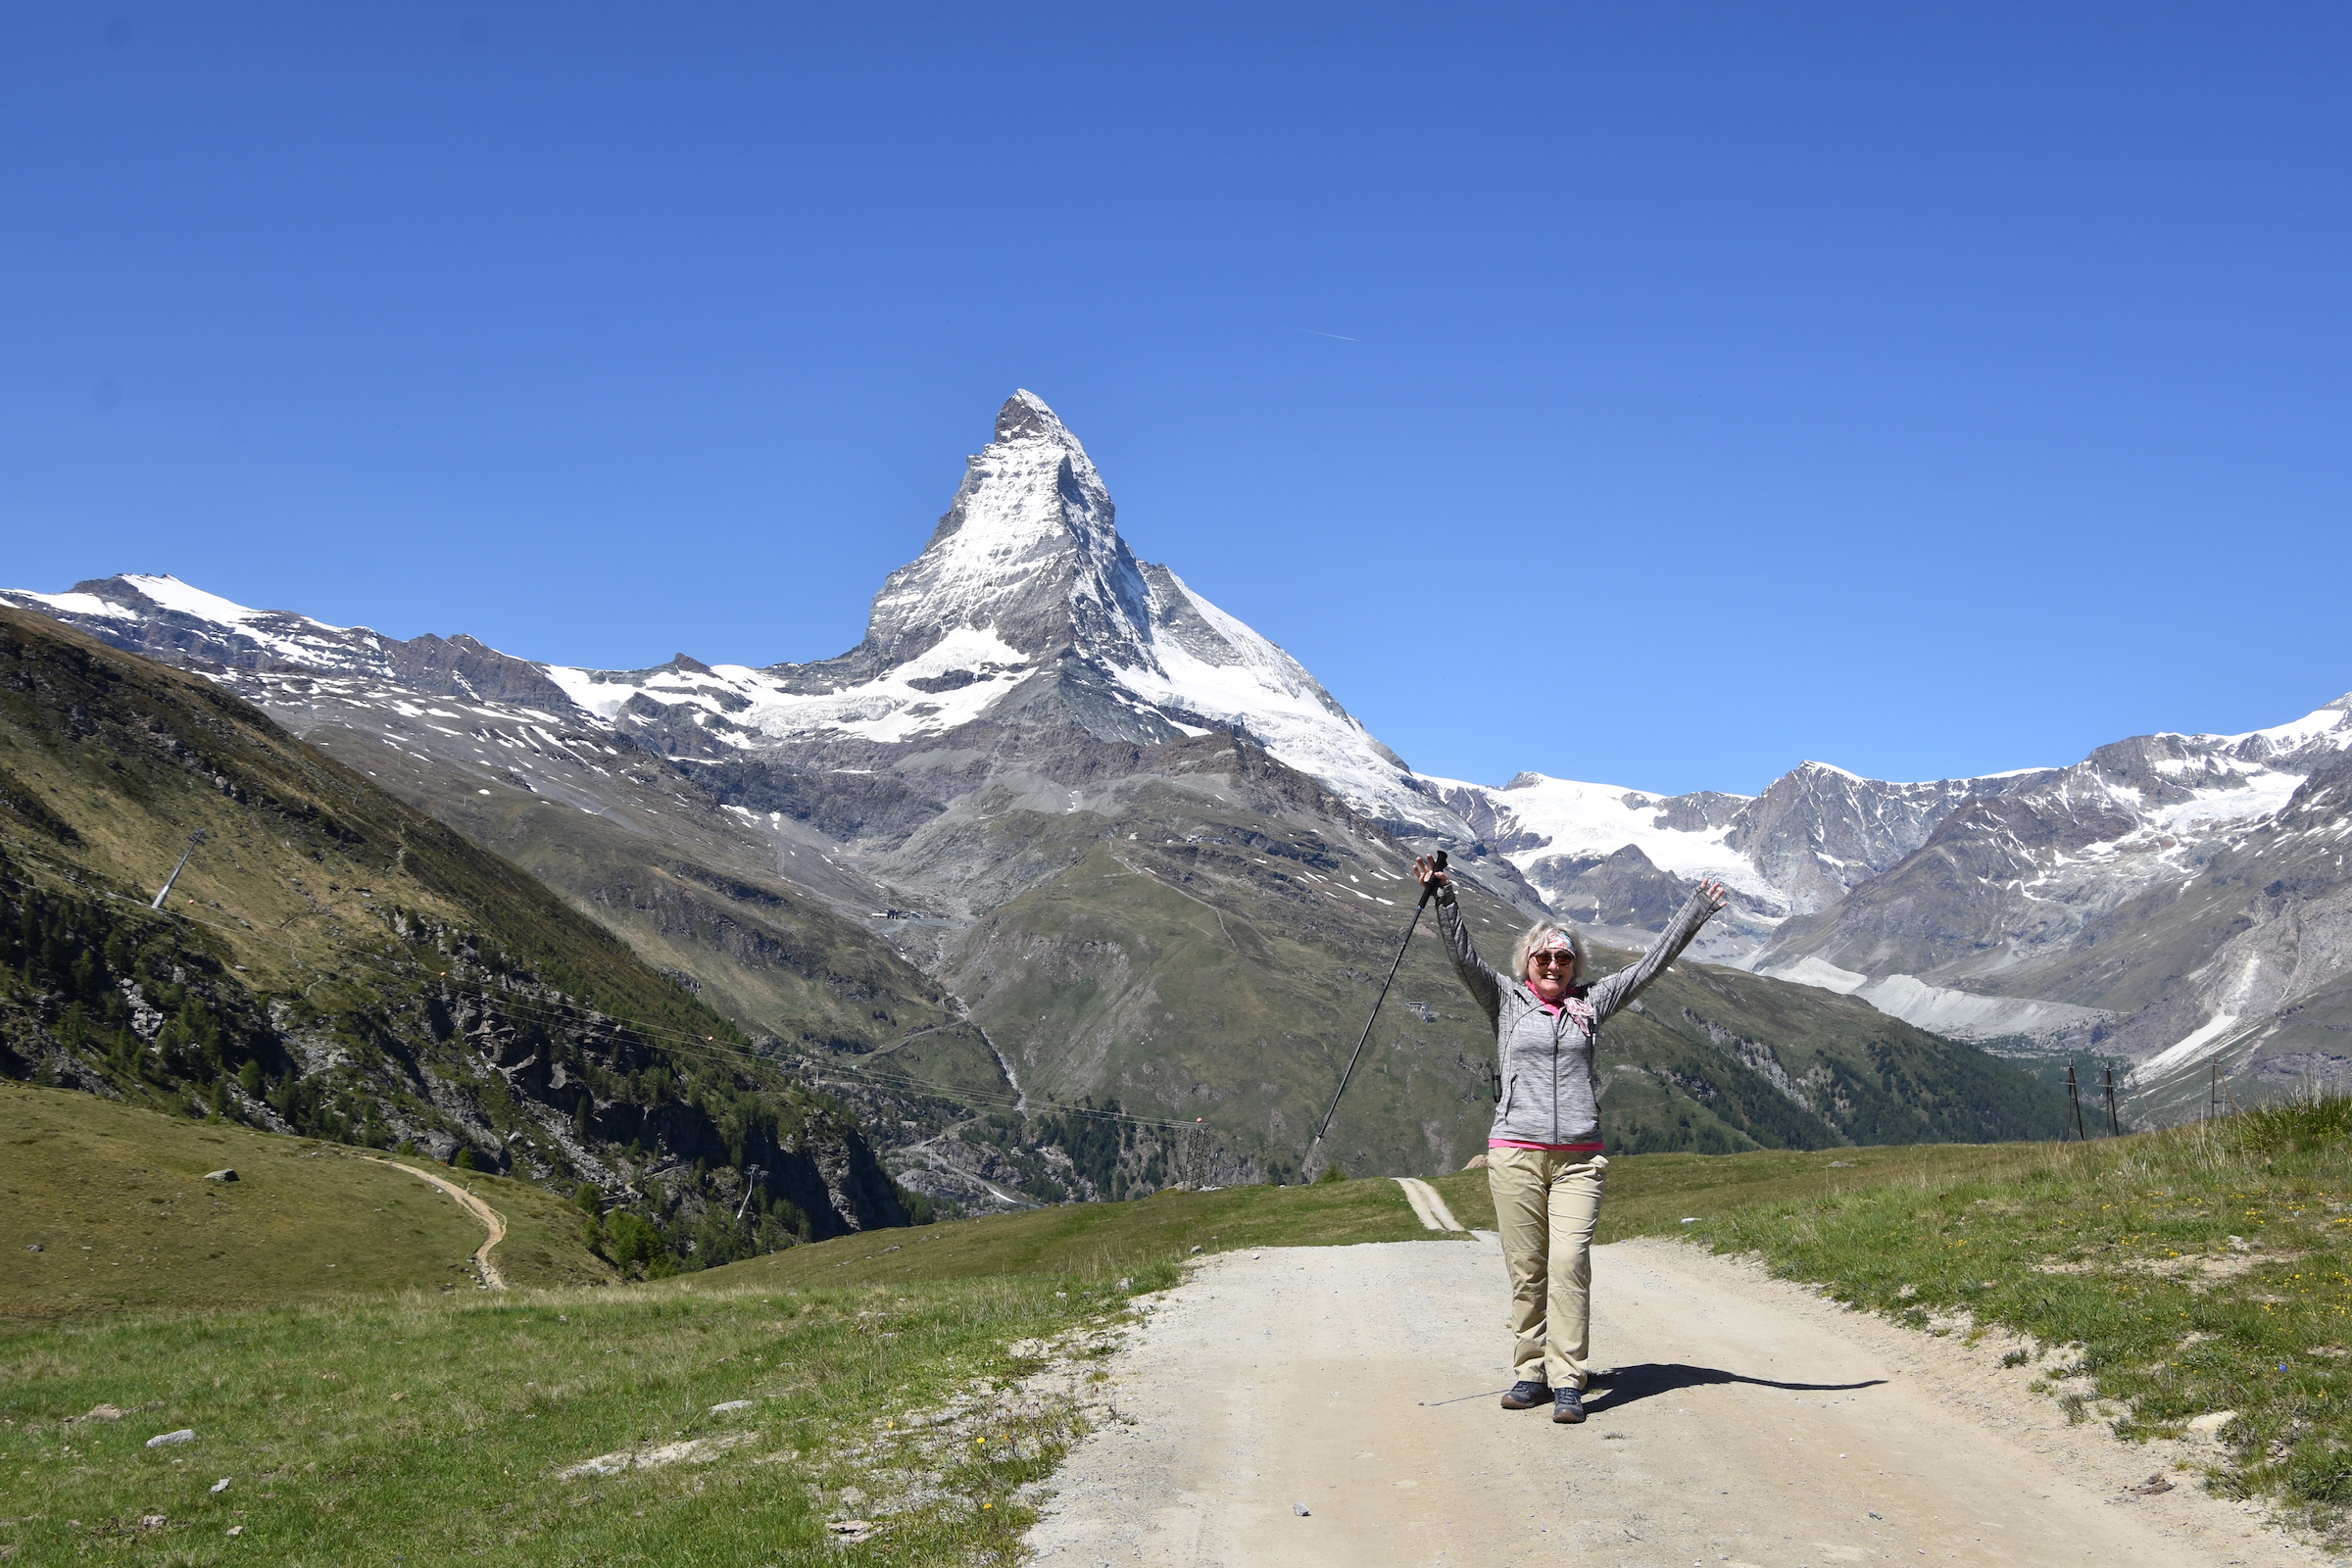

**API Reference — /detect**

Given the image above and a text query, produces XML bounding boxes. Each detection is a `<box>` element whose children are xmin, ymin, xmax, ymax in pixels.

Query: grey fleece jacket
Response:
<box><xmin>1436</xmin><ymin>883</ymin><xmax>1721</xmax><ymax>1149</ymax></box>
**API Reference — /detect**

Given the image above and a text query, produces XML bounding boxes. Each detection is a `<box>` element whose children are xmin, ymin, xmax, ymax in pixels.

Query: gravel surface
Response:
<box><xmin>1026</xmin><ymin>1234</ymin><xmax>2339</xmax><ymax>1567</ymax></box>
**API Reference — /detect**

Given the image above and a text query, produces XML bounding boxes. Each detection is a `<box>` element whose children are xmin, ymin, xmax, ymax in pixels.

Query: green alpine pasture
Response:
<box><xmin>8</xmin><ymin>1086</ymin><xmax>2352</xmax><ymax>1559</ymax></box>
<box><xmin>0</xmin><ymin>1267</ymin><xmax>1167</xmax><ymax>1567</ymax></box>
<box><xmin>1424</xmin><ymin>1138</ymin><xmax>2060</xmax><ymax>1241</ymax></box>
<box><xmin>0</xmin><ymin>1082</ymin><xmax>613</xmax><ymax>1318</ymax></box>
<box><xmin>684</xmin><ymin>1167</ymin><xmax>1469</xmax><ymax>1292</ymax></box>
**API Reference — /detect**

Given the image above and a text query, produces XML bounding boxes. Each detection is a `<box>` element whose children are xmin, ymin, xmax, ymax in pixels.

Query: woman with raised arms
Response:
<box><xmin>1413</xmin><ymin>854</ymin><xmax>1728</xmax><ymax>1424</ymax></box>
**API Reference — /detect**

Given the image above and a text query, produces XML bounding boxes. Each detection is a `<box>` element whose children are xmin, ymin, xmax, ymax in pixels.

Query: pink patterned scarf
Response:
<box><xmin>1531</xmin><ymin>990</ymin><xmax>1596</xmax><ymax>1033</ymax></box>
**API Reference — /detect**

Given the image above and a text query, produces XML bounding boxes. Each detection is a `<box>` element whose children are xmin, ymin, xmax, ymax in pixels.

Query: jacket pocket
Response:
<box><xmin>1499</xmin><ymin>1073</ymin><xmax>1518</xmax><ymax>1116</ymax></box>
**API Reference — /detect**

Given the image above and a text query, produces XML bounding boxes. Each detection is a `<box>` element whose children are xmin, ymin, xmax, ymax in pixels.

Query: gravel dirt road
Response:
<box><xmin>1027</xmin><ymin>1234</ymin><xmax>2333</xmax><ymax>1568</ymax></box>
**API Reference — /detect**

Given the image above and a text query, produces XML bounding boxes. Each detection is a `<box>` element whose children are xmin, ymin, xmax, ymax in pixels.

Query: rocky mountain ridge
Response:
<box><xmin>1428</xmin><ymin>699</ymin><xmax>2352</xmax><ymax>1116</ymax></box>
<box><xmin>0</xmin><ymin>608</ymin><xmax>913</xmax><ymax>1266</ymax></box>
<box><xmin>4</xmin><ymin>391</ymin><xmax>2085</xmax><ymax>1166</ymax></box>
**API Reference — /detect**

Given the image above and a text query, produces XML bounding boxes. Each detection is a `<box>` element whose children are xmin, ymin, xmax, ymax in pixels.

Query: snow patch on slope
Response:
<box><xmin>9</xmin><ymin>590</ymin><xmax>138</xmax><ymax>621</ymax></box>
<box><xmin>1110</xmin><ymin>567</ymin><xmax>1438</xmax><ymax>829</ymax></box>
<box><xmin>1425</xmin><ymin>771</ymin><xmax>1771</xmax><ymax>897</ymax></box>
<box><xmin>546</xmin><ymin>626</ymin><xmax>1036</xmax><ymax>744</ymax></box>
<box><xmin>47</xmin><ymin>573</ymin><xmax>365</xmax><ymax>668</ymax></box>
<box><xmin>2125</xmin><ymin>954</ymin><xmax>2271</xmax><ymax>1086</ymax></box>
<box><xmin>123</xmin><ymin>573</ymin><xmax>345</xmax><ymax>632</ymax></box>
<box><xmin>1758</xmin><ymin>956</ymin><xmax>2106</xmax><ymax>1040</ymax></box>
<box><xmin>2127</xmin><ymin>1011</ymin><xmax>2246</xmax><ymax>1088</ymax></box>
<box><xmin>2157</xmin><ymin>771</ymin><xmax>2306</xmax><ymax>832</ymax></box>
<box><xmin>2214</xmin><ymin>697</ymin><xmax>2352</xmax><ymax>757</ymax></box>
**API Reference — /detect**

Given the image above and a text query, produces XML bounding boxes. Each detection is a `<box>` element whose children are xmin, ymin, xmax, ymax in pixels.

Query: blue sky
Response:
<box><xmin>4</xmin><ymin>3</ymin><xmax>2347</xmax><ymax>796</ymax></box>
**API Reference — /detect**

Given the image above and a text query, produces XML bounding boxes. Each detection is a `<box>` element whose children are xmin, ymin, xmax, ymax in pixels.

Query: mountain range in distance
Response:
<box><xmin>7</xmin><ymin>390</ymin><xmax>2340</xmax><ymax>1195</ymax></box>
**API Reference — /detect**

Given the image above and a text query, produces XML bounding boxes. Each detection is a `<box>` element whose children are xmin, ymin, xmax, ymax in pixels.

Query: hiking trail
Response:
<box><xmin>1028</xmin><ymin>1234</ymin><xmax>2328</xmax><ymax>1567</ymax></box>
<box><xmin>364</xmin><ymin>1156</ymin><xmax>509</xmax><ymax>1290</ymax></box>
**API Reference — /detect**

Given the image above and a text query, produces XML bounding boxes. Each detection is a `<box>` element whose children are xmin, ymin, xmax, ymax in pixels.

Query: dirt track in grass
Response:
<box><xmin>1026</xmin><ymin>1235</ymin><xmax>2332</xmax><ymax>1567</ymax></box>
<box><xmin>363</xmin><ymin>1156</ymin><xmax>509</xmax><ymax>1289</ymax></box>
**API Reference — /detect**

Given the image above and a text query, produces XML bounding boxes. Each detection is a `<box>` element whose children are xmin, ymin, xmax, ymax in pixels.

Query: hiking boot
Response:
<box><xmin>1551</xmin><ymin>1386</ymin><xmax>1587</xmax><ymax>1424</ymax></box>
<box><xmin>1498</xmin><ymin>1380</ymin><xmax>1550</xmax><ymax>1410</ymax></box>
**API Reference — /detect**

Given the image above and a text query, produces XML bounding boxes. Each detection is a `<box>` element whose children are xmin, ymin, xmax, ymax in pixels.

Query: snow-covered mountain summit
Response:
<box><xmin>855</xmin><ymin>388</ymin><xmax>1151</xmax><ymax>675</ymax></box>
<box><xmin>3</xmin><ymin>393</ymin><xmax>1460</xmax><ymax>839</ymax></box>
<box><xmin>539</xmin><ymin>391</ymin><xmax>1459</xmax><ymax>834</ymax></box>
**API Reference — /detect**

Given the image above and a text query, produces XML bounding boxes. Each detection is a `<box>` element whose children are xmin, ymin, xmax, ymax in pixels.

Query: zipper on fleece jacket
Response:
<box><xmin>1521</xmin><ymin>985</ymin><xmax>1579</xmax><ymax>1146</ymax></box>
<box><xmin>1550</xmin><ymin>999</ymin><xmax>1561</xmax><ymax>1143</ymax></box>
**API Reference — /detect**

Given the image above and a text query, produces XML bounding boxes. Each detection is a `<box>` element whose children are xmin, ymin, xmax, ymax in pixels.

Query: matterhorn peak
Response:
<box><xmin>838</xmin><ymin>391</ymin><xmax>1147</xmax><ymax>674</ymax></box>
<box><xmin>993</xmin><ymin>388</ymin><xmax>1068</xmax><ymax>445</ymax></box>
<box><xmin>693</xmin><ymin>390</ymin><xmax>1447</xmax><ymax>832</ymax></box>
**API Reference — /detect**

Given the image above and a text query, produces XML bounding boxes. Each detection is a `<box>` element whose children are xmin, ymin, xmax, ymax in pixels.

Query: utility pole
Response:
<box><xmin>734</xmin><ymin>1163</ymin><xmax>766</xmax><ymax>1223</ymax></box>
<box><xmin>2104</xmin><ymin>1066</ymin><xmax>2119</xmax><ymax>1137</ymax></box>
<box><xmin>2064</xmin><ymin>1064</ymin><xmax>2085</xmax><ymax>1141</ymax></box>
<box><xmin>151</xmin><ymin>829</ymin><xmax>206</xmax><ymax>910</ymax></box>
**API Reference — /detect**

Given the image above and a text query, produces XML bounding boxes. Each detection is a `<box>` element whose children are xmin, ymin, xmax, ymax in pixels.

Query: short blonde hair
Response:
<box><xmin>1510</xmin><ymin>920</ymin><xmax>1586</xmax><ymax>987</ymax></box>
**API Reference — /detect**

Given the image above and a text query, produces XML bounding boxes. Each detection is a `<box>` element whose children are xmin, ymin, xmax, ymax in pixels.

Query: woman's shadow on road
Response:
<box><xmin>1588</xmin><ymin>1363</ymin><xmax>1886</xmax><ymax>1411</ymax></box>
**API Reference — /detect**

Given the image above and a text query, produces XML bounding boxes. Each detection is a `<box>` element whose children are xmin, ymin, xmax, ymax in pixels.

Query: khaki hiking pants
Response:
<box><xmin>1486</xmin><ymin>1149</ymin><xmax>1606</xmax><ymax>1391</ymax></box>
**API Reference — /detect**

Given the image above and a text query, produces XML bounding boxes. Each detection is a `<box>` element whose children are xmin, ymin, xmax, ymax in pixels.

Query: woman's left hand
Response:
<box><xmin>1697</xmin><ymin>878</ymin><xmax>1730</xmax><ymax>912</ymax></box>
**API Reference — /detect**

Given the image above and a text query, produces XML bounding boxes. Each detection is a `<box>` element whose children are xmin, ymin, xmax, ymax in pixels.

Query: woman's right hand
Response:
<box><xmin>1413</xmin><ymin>854</ymin><xmax>1449</xmax><ymax>890</ymax></box>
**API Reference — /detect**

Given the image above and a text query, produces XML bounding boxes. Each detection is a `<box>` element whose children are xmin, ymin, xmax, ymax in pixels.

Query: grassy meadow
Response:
<box><xmin>0</xmin><ymin>1265</ymin><xmax>1171</xmax><ymax>1566</ymax></box>
<box><xmin>1421</xmin><ymin>1138</ymin><xmax>2059</xmax><ymax>1241</ymax></box>
<box><xmin>0</xmin><ymin>1083</ymin><xmax>612</xmax><ymax>1319</ymax></box>
<box><xmin>7</xmin><ymin>1082</ymin><xmax>2352</xmax><ymax>1558</ymax></box>
<box><xmin>693</xmin><ymin>1166</ymin><xmax>1470</xmax><ymax>1292</ymax></box>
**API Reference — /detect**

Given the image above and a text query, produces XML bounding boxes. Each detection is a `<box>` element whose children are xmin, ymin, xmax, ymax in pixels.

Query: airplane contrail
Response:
<box><xmin>1298</xmin><ymin>328</ymin><xmax>1358</xmax><ymax>342</ymax></box>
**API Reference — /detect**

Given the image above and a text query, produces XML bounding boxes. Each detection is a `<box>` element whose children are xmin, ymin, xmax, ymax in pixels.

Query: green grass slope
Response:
<box><xmin>682</xmin><ymin>1172</ymin><xmax>1464</xmax><ymax>1291</ymax></box>
<box><xmin>1421</xmin><ymin>1139</ymin><xmax>2055</xmax><ymax>1242</ymax></box>
<box><xmin>0</xmin><ymin>1269</ymin><xmax>1127</xmax><ymax>1566</ymax></box>
<box><xmin>0</xmin><ymin>1082</ymin><xmax>613</xmax><ymax>1318</ymax></box>
<box><xmin>1687</xmin><ymin>1096</ymin><xmax>2352</xmax><ymax>1543</ymax></box>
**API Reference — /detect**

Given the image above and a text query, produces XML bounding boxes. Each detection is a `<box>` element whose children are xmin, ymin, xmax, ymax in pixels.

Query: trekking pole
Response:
<box><xmin>1308</xmin><ymin>852</ymin><xmax>1445</xmax><ymax>1162</ymax></box>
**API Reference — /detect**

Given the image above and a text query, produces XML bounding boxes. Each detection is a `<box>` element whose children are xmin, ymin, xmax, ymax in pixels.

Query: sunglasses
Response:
<box><xmin>1529</xmin><ymin>952</ymin><xmax>1576</xmax><ymax>968</ymax></box>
